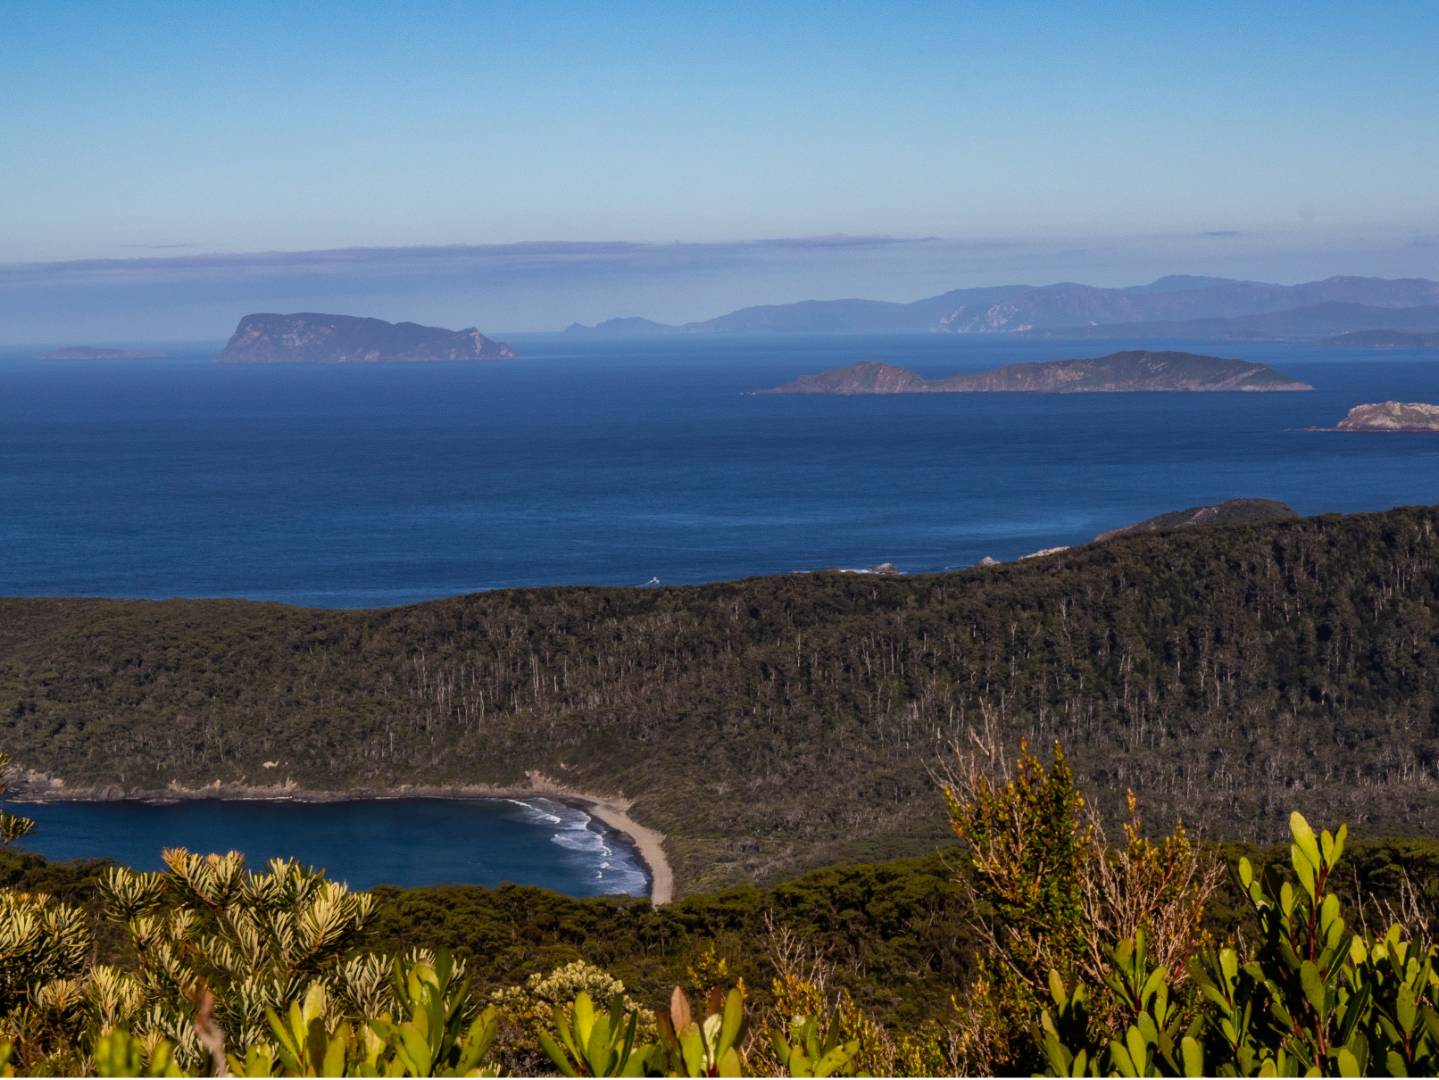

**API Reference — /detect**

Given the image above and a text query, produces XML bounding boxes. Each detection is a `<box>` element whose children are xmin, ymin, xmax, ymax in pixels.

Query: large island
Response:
<box><xmin>220</xmin><ymin>312</ymin><xmax>517</xmax><ymax>363</ymax></box>
<box><xmin>760</xmin><ymin>350</ymin><xmax>1312</xmax><ymax>394</ymax></box>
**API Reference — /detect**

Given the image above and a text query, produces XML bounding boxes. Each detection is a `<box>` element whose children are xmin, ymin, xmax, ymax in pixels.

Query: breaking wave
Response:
<box><xmin>505</xmin><ymin>797</ymin><xmax>649</xmax><ymax>897</ymax></box>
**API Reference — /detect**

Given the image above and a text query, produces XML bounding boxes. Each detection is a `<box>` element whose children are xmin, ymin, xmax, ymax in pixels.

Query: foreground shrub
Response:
<box><xmin>942</xmin><ymin>736</ymin><xmax>1221</xmax><ymax>1073</ymax></box>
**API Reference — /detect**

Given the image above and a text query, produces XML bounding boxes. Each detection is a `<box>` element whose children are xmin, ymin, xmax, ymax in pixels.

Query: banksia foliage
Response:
<box><xmin>94</xmin><ymin>850</ymin><xmax>379</xmax><ymax>1062</ymax></box>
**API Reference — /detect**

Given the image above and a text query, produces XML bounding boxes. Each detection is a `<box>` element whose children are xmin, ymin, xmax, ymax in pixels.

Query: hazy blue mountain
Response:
<box><xmin>935</xmin><ymin>277</ymin><xmax>1439</xmax><ymax>334</ymax></box>
<box><xmin>1016</xmin><ymin>302</ymin><xmax>1439</xmax><ymax>341</ymax></box>
<box><xmin>564</xmin><ymin>286</ymin><xmax>1033</xmax><ymax>335</ymax></box>
<box><xmin>1321</xmin><ymin>329</ymin><xmax>1439</xmax><ymax>348</ymax></box>
<box><xmin>562</xmin><ymin>317</ymin><xmax>673</xmax><ymax>336</ymax></box>
<box><xmin>569</xmin><ymin>276</ymin><xmax>1439</xmax><ymax>337</ymax></box>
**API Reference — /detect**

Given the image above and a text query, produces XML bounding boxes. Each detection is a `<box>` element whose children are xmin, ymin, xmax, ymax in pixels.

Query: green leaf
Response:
<box><xmin>401</xmin><ymin>1025</ymin><xmax>433</xmax><ymax>1076</ymax></box>
<box><xmin>679</xmin><ymin>1024</ymin><xmax>705</xmax><ymax>1076</ymax></box>
<box><xmin>1300</xmin><ymin>961</ymin><xmax>1326</xmax><ymax>1018</ymax></box>
<box><xmin>585</xmin><ymin>1012</ymin><xmax>613</xmax><ymax>1076</ymax></box>
<box><xmin>1181</xmin><ymin>1036</ymin><xmax>1204</xmax><ymax>1077</ymax></box>
<box><xmin>1049</xmin><ymin>968</ymin><xmax>1068</xmax><ymax>1006</ymax></box>
<box><xmin>1108</xmin><ymin>1039</ymin><xmax>1138</xmax><ymax>1078</ymax></box>
<box><xmin>1398</xmin><ymin>982</ymin><xmax>1419</xmax><ymax>1035</ymax></box>
<box><xmin>718</xmin><ymin>988</ymin><xmax>744</xmax><ymax>1055</ymax></box>
<box><xmin>716</xmin><ymin>1046</ymin><xmax>743</xmax><ymax>1078</ymax></box>
<box><xmin>321</xmin><ymin>1026</ymin><xmax>347</xmax><ymax>1077</ymax></box>
<box><xmin>538</xmin><ymin>1031</ymin><xmax>579</xmax><ymax>1078</ymax></box>
<box><xmin>1292</xmin><ymin>848</ymin><xmax>1317</xmax><ymax>901</ymax></box>
<box><xmin>1290</xmin><ymin>811</ymin><xmax>1321</xmax><ymax>870</ymax></box>
<box><xmin>1125</xmin><ymin>1027</ymin><xmax>1150</xmax><ymax>1075</ymax></box>
<box><xmin>573</xmin><ymin>992</ymin><xmax>596</xmax><ymax>1047</ymax></box>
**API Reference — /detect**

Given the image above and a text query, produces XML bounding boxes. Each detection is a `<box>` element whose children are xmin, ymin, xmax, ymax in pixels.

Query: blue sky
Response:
<box><xmin>3</xmin><ymin>1</ymin><xmax>1438</xmax><ymax>340</ymax></box>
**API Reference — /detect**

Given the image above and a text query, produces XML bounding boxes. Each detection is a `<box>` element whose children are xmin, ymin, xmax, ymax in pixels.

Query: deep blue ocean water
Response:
<box><xmin>13</xmin><ymin>797</ymin><xmax>650</xmax><ymax>895</ymax></box>
<box><xmin>3</xmin><ymin>333</ymin><xmax>1438</xmax><ymax>893</ymax></box>
<box><xmin>3</xmin><ymin>334</ymin><xmax>1438</xmax><ymax>606</ymax></box>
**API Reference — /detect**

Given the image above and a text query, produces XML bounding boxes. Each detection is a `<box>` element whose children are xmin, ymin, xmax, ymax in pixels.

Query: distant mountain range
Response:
<box><xmin>1321</xmin><ymin>329</ymin><xmax>1439</xmax><ymax>349</ymax></box>
<box><xmin>221</xmin><ymin>313</ymin><xmax>516</xmax><ymax>364</ymax></box>
<box><xmin>566</xmin><ymin>275</ymin><xmax>1439</xmax><ymax>340</ymax></box>
<box><xmin>760</xmin><ymin>351</ymin><xmax>1312</xmax><ymax>395</ymax></box>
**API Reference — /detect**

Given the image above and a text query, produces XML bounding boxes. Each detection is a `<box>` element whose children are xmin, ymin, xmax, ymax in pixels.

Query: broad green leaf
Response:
<box><xmin>538</xmin><ymin>1031</ymin><xmax>579</xmax><ymax>1078</ymax></box>
<box><xmin>719</xmin><ymin>988</ymin><xmax>744</xmax><ymax>1054</ymax></box>
<box><xmin>1290</xmin><ymin>811</ymin><xmax>1320</xmax><ymax>870</ymax></box>
<box><xmin>1181</xmin><ymin>1036</ymin><xmax>1204</xmax><ymax>1077</ymax></box>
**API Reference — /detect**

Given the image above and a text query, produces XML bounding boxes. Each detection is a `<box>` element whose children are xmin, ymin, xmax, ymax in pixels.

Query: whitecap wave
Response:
<box><xmin>502</xmin><ymin>798</ymin><xmax>563</xmax><ymax>825</ymax></box>
<box><xmin>528</xmin><ymin>801</ymin><xmax>651</xmax><ymax>897</ymax></box>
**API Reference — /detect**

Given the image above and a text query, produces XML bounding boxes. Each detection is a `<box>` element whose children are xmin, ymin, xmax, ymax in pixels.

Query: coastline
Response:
<box><xmin>11</xmin><ymin>770</ymin><xmax>674</xmax><ymax>906</ymax></box>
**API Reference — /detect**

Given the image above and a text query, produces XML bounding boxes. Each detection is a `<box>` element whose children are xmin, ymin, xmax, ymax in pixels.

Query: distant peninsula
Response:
<box><xmin>220</xmin><ymin>313</ymin><xmax>517</xmax><ymax>364</ymax></box>
<box><xmin>1332</xmin><ymin>402</ymin><xmax>1439</xmax><ymax>433</ymax></box>
<box><xmin>1095</xmin><ymin>498</ymin><xmax>1297</xmax><ymax>542</ymax></box>
<box><xmin>43</xmin><ymin>346</ymin><xmax>165</xmax><ymax>360</ymax></box>
<box><xmin>562</xmin><ymin>275</ymin><xmax>1439</xmax><ymax>339</ymax></box>
<box><xmin>563</xmin><ymin>317</ymin><xmax>673</xmax><ymax>337</ymax></box>
<box><xmin>1321</xmin><ymin>330</ymin><xmax>1439</xmax><ymax>349</ymax></box>
<box><xmin>759</xmin><ymin>350</ymin><xmax>1313</xmax><ymax>394</ymax></box>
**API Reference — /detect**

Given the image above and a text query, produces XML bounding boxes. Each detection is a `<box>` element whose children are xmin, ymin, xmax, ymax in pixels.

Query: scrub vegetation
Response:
<box><xmin>3</xmin><ymin>505</ymin><xmax>1439</xmax><ymax>894</ymax></box>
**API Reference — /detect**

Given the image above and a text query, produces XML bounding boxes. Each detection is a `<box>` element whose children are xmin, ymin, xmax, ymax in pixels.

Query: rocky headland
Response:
<box><xmin>220</xmin><ymin>313</ymin><xmax>517</xmax><ymax>363</ymax></box>
<box><xmin>1095</xmin><ymin>498</ymin><xmax>1298</xmax><ymax>542</ymax></box>
<box><xmin>1332</xmin><ymin>402</ymin><xmax>1439</xmax><ymax>433</ymax></box>
<box><xmin>760</xmin><ymin>350</ymin><xmax>1312</xmax><ymax>394</ymax></box>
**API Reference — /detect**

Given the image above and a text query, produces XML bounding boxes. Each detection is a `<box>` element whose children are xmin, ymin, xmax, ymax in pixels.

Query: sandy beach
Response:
<box><xmin>12</xmin><ymin>769</ymin><xmax>675</xmax><ymax>905</ymax></box>
<box><xmin>519</xmin><ymin>772</ymin><xmax>674</xmax><ymax>905</ymax></box>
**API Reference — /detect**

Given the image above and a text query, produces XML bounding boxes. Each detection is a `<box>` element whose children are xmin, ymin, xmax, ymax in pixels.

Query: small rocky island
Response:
<box><xmin>220</xmin><ymin>313</ymin><xmax>517</xmax><ymax>364</ymax></box>
<box><xmin>43</xmin><ymin>346</ymin><xmax>165</xmax><ymax>360</ymax></box>
<box><xmin>760</xmin><ymin>350</ymin><xmax>1312</xmax><ymax>394</ymax></box>
<box><xmin>1095</xmin><ymin>498</ymin><xmax>1298</xmax><ymax>542</ymax></box>
<box><xmin>1333</xmin><ymin>402</ymin><xmax>1439</xmax><ymax>432</ymax></box>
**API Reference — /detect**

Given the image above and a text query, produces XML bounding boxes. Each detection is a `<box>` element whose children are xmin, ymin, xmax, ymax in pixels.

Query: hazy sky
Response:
<box><xmin>3</xmin><ymin>1</ymin><xmax>1438</xmax><ymax>341</ymax></box>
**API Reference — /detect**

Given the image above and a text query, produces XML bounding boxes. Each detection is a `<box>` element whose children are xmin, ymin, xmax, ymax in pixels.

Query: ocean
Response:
<box><xmin>3</xmin><ymin>332</ymin><xmax>1438</xmax><ymax>893</ymax></box>
<box><xmin>3</xmin><ymin>334</ymin><xmax>1438</xmax><ymax>607</ymax></box>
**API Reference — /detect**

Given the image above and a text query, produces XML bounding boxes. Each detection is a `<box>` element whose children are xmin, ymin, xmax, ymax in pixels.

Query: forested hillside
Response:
<box><xmin>3</xmin><ymin>505</ymin><xmax>1438</xmax><ymax>893</ymax></box>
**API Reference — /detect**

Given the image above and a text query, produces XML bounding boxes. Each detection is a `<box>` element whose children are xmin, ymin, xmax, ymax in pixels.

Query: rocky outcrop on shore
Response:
<box><xmin>1334</xmin><ymin>402</ymin><xmax>1439</xmax><ymax>432</ymax></box>
<box><xmin>1095</xmin><ymin>499</ymin><xmax>1298</xmax><ymax>542</ymax></box>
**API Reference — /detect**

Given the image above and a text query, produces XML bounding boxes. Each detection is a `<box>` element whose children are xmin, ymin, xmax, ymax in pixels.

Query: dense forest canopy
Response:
<box><xmin>2</xmin><ymin>504</ymin><xmax>1438</xmax><ymax>894</ymax></box>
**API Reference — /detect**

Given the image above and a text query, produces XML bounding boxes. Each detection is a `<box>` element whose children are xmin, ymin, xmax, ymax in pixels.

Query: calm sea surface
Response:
<box><xmin>14</xmin><ymin>797</ymin><xmax>650</xmax><ymax>895</ymax></box>
<box><xmin>3</xmin><ymin>334</ymin><xmax>1438</xmax><ymax>606</ymax></box>
<box><xmin>3</xmin><ymin>333</ymin><xmax>1438</xmax><ymax>892</ymax></box>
